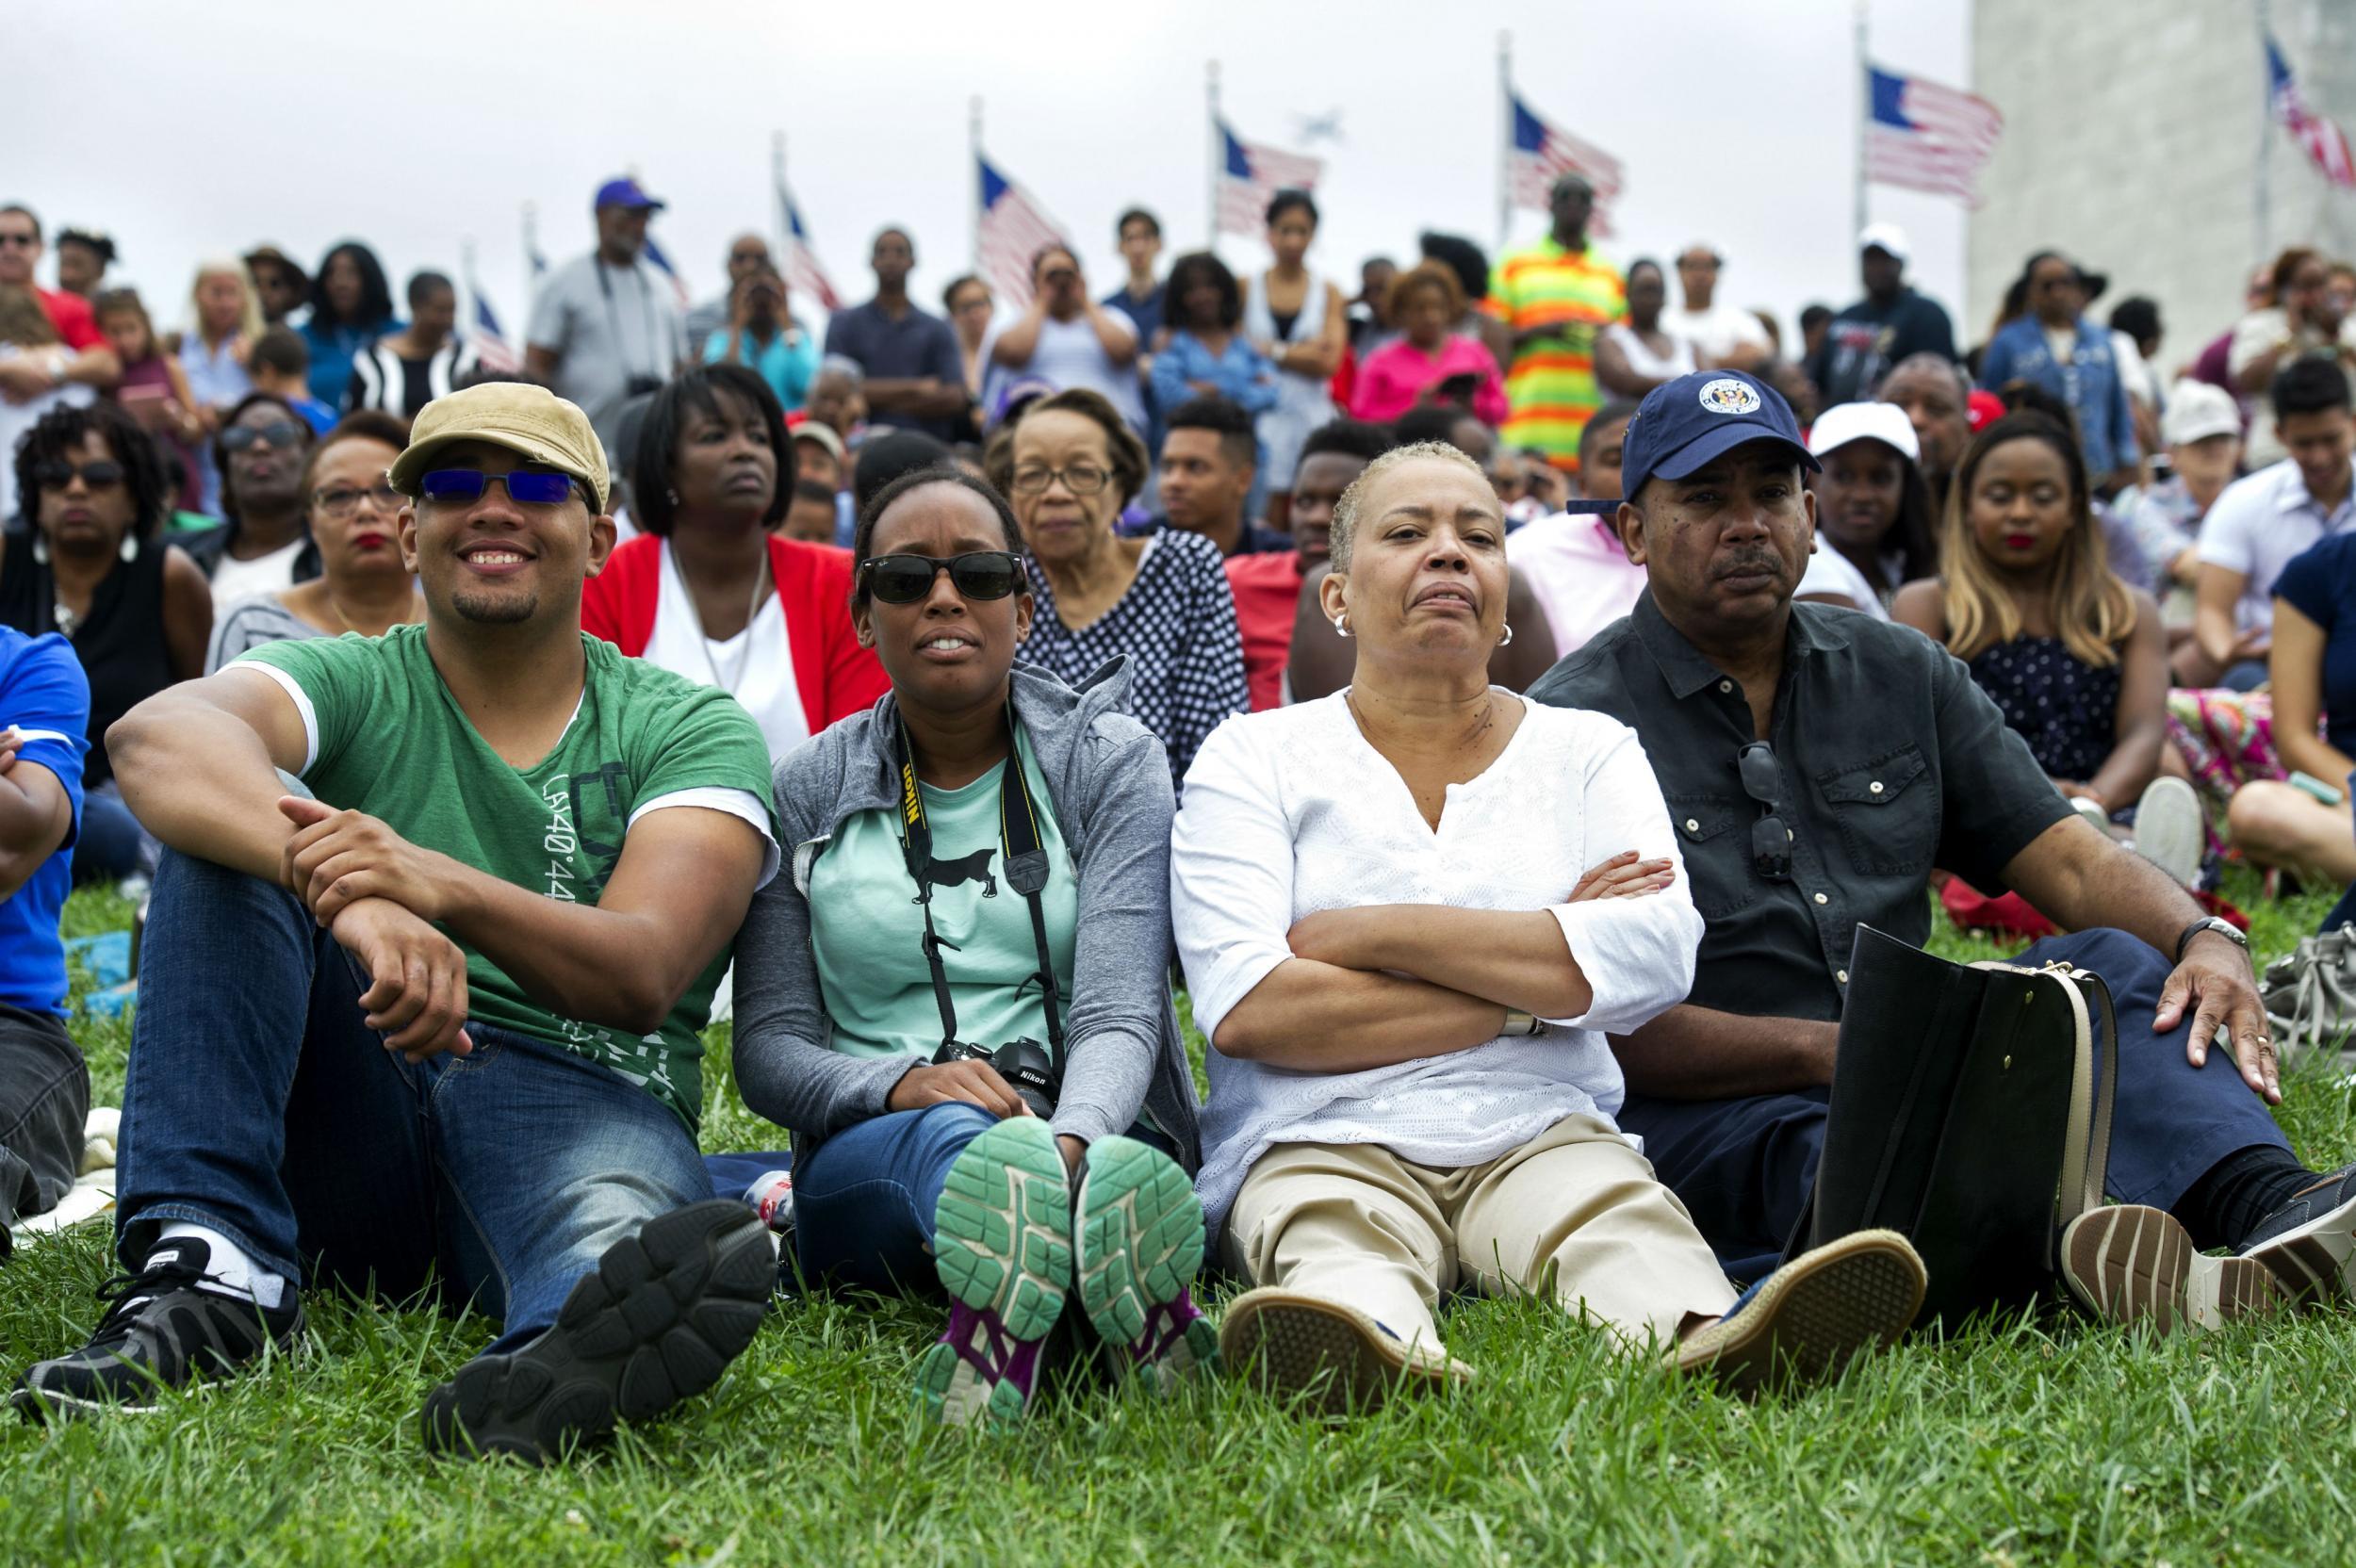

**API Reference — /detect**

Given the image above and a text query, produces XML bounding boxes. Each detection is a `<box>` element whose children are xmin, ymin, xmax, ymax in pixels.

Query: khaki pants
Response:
<box><xmin>1222</xmin><ymin>1114</ymin><xmax>1739</xmax><ymax>1356</ymax></box>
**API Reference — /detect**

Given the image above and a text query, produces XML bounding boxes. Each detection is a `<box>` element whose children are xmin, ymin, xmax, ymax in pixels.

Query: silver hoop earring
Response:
<box><xmin>30</xmin><ymin>531</ymin><xmax>49</xmax><ymax>565</ymax></box>
<box><xmin>1498</xmin><ymin>621</ymin><xmax>1514</xmax><ymax>647</ymax></box>
<box><xmin>120</xmin><ymin>532</ymin><xmax>139</xmax><ymax>564</ymax></box>
<box><xmin>1333</xmin><ymin>613</ymin><xmax>1351</xmax><ymax>639</ymax></box>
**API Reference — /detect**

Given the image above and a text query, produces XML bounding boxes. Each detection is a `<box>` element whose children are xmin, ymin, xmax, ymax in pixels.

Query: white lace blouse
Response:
<box><xmin>1171</xmin><ymin>689</ymin><xmax>1703</xmax><ymax>1232</ymax></box>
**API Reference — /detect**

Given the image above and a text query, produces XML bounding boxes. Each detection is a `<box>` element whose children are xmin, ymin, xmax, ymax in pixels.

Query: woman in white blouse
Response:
<box><xmin>1170</xmin><ymin>441</ymin><xmax>1925</xmax><ymax>1411</ymax></box>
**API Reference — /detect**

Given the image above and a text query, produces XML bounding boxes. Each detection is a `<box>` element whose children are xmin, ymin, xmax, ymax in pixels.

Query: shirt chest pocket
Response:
<box><xmin>1817</xmin><ymin>745</ymin><xmax>1939</xmax><ymax>877</ymax></box>
<box><xmin>1667</xmin><ymin>794</ymin><xmax>1758</xmax><ymax>922</ymax></box>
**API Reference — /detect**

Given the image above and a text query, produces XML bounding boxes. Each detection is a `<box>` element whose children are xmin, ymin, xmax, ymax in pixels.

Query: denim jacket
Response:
<box><xmin>1979</xmin><ymin>316</ymin><xmax>2140</xmax><ymax>478</ymax></box>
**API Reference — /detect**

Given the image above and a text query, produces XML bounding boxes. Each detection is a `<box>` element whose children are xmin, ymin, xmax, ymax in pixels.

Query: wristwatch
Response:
<box><xmin>2175</xmin><ymin>916</ymin><xmax>2249</xmax><ymax>961</ymax></box>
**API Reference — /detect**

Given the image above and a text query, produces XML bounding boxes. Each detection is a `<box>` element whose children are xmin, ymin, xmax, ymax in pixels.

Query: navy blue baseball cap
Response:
<box><xmin>593</xmin><ymin>176</ymin><xmax>665</xmax><ymax>213</ymax></box>
<box><xmin>1618</xmin><ymin>370</ymin><xmax>1818</xmax><ymax>501</ymax></box>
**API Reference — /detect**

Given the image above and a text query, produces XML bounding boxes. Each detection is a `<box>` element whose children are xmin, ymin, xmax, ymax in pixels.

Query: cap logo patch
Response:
<box><xmin>1698</xmin><ymin>378</ymin><xmax>1761</xmax><ymax>416</ymax></box>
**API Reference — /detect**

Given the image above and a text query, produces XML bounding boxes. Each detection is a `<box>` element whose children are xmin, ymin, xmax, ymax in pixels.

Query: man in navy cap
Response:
<box><xmin>1529</xmin><ymin>369</ymin><xmax>2356</xmax><ymax>1332</ymax></box>
<box><xmin>527</xmin><ymin>177</ymin><xmax>688</xmax><ymax>450</ymax></box>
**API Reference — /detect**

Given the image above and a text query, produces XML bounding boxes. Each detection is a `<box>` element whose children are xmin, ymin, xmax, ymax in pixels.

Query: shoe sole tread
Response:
<box><xmin>419</xmin><ymin>1199</ymin><xmax>771</xmax><ymax>1462</ymax></box>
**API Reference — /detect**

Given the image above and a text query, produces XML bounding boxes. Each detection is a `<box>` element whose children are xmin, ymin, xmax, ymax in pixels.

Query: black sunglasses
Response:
<box><xmin>1737</xmin><ymin>741</ymin><xmax>1793</xmax><ymax>883</ymax></box>
<box><xmin>32</xmin><ymin>460</ymin><xmax>124</xmax><ymax>492</ymax></box>
<box><xmin>221</xmin><ymin>420</ymin><xmax>305</xmax><ymax>453</ymax></box>
<box><xmin>860</xmin><ymin>551</ymin><xmax>1023</xmax><ymax>605</ymax></box>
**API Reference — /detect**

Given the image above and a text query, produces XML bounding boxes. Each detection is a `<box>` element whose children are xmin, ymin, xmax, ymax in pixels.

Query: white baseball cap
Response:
<box><xmin>1808</xmin><ymin>400</ymin><xmax>1922</xmax><ymax>464</ymax></box>
<box><xmin>2161</xmin><ymin>380</ymin><xmax>2243</xmax><ymax>447</ymax></box>
<box><xmin>1858</xmin><ymin>222</ymin><xmax>1912</xmax><ymax>264</ymax></box>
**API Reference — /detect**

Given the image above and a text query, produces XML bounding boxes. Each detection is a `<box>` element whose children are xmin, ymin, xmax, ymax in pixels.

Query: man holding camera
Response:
<box><xmin>526</xmin><ymin>177</ymin><xmax>689</xmax><ymax>452</ymax></box>
<box><xmin>12</xmin><ymin>384</ymin><xmax>783</xmax><ymax>1461</ymax></box>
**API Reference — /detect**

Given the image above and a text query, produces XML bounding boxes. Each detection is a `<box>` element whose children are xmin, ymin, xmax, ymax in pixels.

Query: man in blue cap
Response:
<box><xmin>1530</xmin><ymin>369</ymin><xmax>2356</xmax><ymax>1332</ymax></box>
<box><xmin>527</xmin><ymin>177</ymin><xmax>687</xmax><ymax>451</ymax></box>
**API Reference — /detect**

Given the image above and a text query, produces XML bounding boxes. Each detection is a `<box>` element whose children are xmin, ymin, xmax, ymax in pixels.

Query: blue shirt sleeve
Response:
<box><xmin>2273</xmin><ymin>533</ymin><xmax>2350</xmax><ymax>625</ymax></box>
<box><xmin>3</xmin><ymin>633</ymin><xmax>90</xmax><ymax>843</ymax></box>
<box><xmin>1151</xmin><ymin>335</ymin><xmax>1196</xmax><ymax>410</ymax></box>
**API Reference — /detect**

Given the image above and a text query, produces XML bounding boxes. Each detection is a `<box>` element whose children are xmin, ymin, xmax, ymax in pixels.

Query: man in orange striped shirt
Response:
<box><xmin>1481</xmin><ymin>175</ymin><xmax>1625</xmax><ymax>479</ymax></box>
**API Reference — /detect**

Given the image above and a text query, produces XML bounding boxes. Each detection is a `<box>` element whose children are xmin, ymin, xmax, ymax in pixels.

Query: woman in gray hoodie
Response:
<box><xmin>730</xmin><ymin>467</ymin><xmax>1207</xmax><ymax>1428</ymax></box>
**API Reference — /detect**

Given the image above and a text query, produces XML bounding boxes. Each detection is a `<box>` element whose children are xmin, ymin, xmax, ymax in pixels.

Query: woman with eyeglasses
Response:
<box><xmin>2</xmin><ymin>400</ymin><xmax>211</xmax><ymax>880</ymax></box>
<box><xmin>728</xmin><ymin>466</ymin><xmax>1208</xmax><ymax>1427</ymax></box>
<box><xmin>983</xmin><ymin>387</ymin><xmax>1247</xmax><ymax>789</ymax></box>
<box><xmin>205</xmin><ymin>412</ymin><xmax>425</xmax><ymax>671</ymax></box>
<box><xmin>1170</xmin><ymin>440</ymin><xmax>1925</xmax><ymax>1411</ymax></box>
<box><xmin>582</xmin><ymin>365</ymin><xmax>886</xmax><ymax>760</ymax></box>
<box><xmin>181</xmin><ymin>393</ymin><xmax>320</xmax><ymax>612</ymax></box>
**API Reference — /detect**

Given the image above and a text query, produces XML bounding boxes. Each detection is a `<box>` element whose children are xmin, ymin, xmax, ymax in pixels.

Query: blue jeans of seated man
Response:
<box><xmin>114</xmin><ymin>848</ymin><xmax>711</xmax><ymax>1353</ymax></box>
<box><xmin>1616</xmin><ymin>927</ymin><xmax>2293</xmax><ymax>1284</ymax></box>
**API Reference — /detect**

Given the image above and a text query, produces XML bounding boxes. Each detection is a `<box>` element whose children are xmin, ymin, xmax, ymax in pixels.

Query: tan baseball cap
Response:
<box><xmin>388</xmin><ymin>383</ymin><xmax>611</xmax><ymax>513</ymax></box>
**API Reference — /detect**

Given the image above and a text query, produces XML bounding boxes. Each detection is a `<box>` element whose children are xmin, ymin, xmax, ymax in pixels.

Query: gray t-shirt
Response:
<box><xmin>206</xmin><ymin>596</ymin><xmax>323</xmax><ymax>674</ymax></box>
<box><xmin>981</xmin><ymin>307</ymin><xmax>1144</xmax><ymax>430</ymax></box>
<box><xmin>526</xmin><ymin>253</ymin><xmax>687</xmax><ymax>449</ymax></box>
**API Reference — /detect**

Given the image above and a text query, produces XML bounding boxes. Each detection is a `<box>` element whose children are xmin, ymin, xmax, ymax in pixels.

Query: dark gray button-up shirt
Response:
<box><xmin>1530</xmin><ymin>594</ymin><xmax>2071</xmax><ymax>1022</ymax></box>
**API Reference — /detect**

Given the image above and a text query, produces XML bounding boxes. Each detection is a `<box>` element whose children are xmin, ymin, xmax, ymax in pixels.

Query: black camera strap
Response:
<box><xmin>892</xmin><ymin>703</ymin><xmax>1066</xmax><ymax>1059</ymax></box>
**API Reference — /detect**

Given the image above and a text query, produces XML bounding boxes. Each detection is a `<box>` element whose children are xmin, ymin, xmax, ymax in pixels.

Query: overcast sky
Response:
<box><xmin>16</xmin><ymin>0</ymin><xmax>1971</xmax><ymax>346</ymax></box>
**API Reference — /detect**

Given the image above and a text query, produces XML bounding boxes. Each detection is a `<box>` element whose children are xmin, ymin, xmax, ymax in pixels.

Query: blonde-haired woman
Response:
<box><xmin>176</xmin><ymin>258</ymin><xmax>261</xmax><ymax>515</ymax></box>
<box><xmin>1893</xmin><ymin>410</ymin><xmax>2191</xmax><ymax>874</ymax></box>
<box><xmin>1172</xmin><ymin>439</ymin><xmax>1926</xmax><ymax>1412</ymax></box>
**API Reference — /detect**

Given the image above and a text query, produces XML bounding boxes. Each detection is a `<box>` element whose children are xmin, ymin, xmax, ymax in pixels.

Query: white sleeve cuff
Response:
<box><xmin>629</xmin><ymin>786</ymin><xmax>781</xmax><ymax>890</ymax></box>
<box><xmin>229</xmin><ymin>662</ymin><xmax>318</xmax><ymax>774</ymax></box>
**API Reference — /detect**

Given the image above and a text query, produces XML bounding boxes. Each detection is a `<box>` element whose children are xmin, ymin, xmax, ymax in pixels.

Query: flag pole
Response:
<box><xmin>772</xmin><ymin>130</ymin><xmax>789</xmax><ymax>264</ymax></box>
<box><xmin>1205</xmin><ymin>60</ymin><xmax>1221</xmax><ymax>252</ymax></box>
<box><xmin>1853</xmin><ymin>0</ymin><xmax>1870</xmax><ymax>242</ymax></box>
<box><xmin>461</xmin><ymin>236</ymin><xmax>479</xmax><ymax>350</ymax></box>
<box><xmin>970</xmin><ymin>96</ymin><xmax>985</xmax><ymax>275</ymax></box>
<box><xmin>2255</xmin><ymin>0</ymin><xmax>2272</xmax><ymax>265</ymax></box>
<box><xmin>1497</xmin><ymin>32</ymin><xmax>1513</xmax><ymax>253</ymax></box>
<box><xmin>521</xmin><ymin>201</ymin><xmax>538</xmax><ymax>315</ymax></box>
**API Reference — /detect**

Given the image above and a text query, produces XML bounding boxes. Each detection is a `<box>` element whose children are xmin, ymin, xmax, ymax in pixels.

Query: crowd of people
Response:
<box><xmin>3</xmin><ymin>168</ymin><xmax>2356</xmax><ymax>1457</ymax></box>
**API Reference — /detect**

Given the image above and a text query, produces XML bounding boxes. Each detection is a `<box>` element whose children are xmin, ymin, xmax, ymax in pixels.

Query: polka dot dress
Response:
<box><xmin>1022</xmin><ymin>528</ymin><xmax>1250</xmax><ymax>791</ymax></box>
<box><xmin>1967</xmin><ymin>635</ymin><xmax>2121</xmax><ymax>783</ymax></box>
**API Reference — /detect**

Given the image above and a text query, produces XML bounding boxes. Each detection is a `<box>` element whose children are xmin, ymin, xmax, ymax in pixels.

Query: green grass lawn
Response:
<box><xmin>5</xmin><ymin>875</ymin><xmax>2355</xmax><ymax>1565</ymax></box>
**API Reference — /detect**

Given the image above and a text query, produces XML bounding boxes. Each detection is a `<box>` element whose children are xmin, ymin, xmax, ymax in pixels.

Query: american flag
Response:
<box><xmin>2268</xmin><ymin>37</ymin><xmax>2356</xmax><ymax>189</ymax></box>
<box><xmin>776</xmin><ymin>179</ymin><xmax>841</xmax><ymax>311</ymax></box>
<box><xmin>1863</xmin><ymin>65</ymin><xmax>2004</xmax><ymax>204</ymax></box>
<box><xmin>1506</xmin><ymin>91</ymin><xmax>1622</xmax><ymax>237</ymax></box>
<box><xmin>640</xmin><ymin>236</ymin><xmax>695</xmax><ymax>310</ymax></box>
<box><xmin>467</xmin><ymin>286</ymin><xmax>520</xmax><ymax>373</ymax></box>
<box><xmin>976</xmin><ymin>154</ymin><xmax>1069</xmax><ymax>309</ymax></box>
<box><xmin>1216</xmin><ymin>121</ymin><xmax>1324</xmax><ymax>237</ymax></box>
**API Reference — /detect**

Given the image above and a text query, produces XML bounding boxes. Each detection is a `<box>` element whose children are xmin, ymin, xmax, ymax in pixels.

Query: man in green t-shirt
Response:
<box><xmin>13</xmin><ymin>384</ymin><xmax>784</xmax><ymax>1462</ymax></box>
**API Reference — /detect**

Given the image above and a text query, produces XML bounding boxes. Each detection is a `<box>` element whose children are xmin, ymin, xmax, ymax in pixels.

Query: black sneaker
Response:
<box><xmin>11</xmin><ymin>1236</ymin><xmax>303</xmax><ymax>1420</ymax></box>
<box><xmin>2240</xmin><ymin>1162</ymin><xmax>2356</xmax><ymax>1309</ymax></box>
<box><xmin>418</xmin><ymin>1199</ymin><xmax>773</xmax><ymax>1462</ymax></box>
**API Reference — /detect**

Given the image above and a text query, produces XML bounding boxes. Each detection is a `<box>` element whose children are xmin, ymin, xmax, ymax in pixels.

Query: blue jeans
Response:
<box><xmin>1618</xmin><ymin>928</ymin><xmax>2292</xmax><ymax>1282</ymax></box>
<box><xmin>114</xmin><ymin>850</ymin><xmax>711</xmax><ymax>1350</ymax></box>
<box><xmin>73</xmin><ymin>782</ymin><xmax>152</xmax><ymax>884</ymax></box>
<box><xmin>787</xmin><ymin>1103</ymin><xmax>999</xmax><ymax>1295</ymax></box>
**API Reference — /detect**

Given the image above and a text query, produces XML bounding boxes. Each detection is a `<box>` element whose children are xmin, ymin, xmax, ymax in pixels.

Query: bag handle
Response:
<box><xmin>1972</xmin><ymin>960</ymin><xmax>2118</xmax><ymax>1248</ymax></box>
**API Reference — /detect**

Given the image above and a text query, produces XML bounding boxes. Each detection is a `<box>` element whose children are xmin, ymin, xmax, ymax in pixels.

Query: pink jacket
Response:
<box><xmin>1348</xmin><ymin>334</ymin><xmax>1511</xmax><ymax>427</ymax></box>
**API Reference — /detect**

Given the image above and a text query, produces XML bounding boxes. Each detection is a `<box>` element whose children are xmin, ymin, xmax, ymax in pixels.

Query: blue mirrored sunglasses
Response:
<box><xmin>418</xmin><ymin>468</ymin><xmax>577</xmax><ymax>506</ymax></box>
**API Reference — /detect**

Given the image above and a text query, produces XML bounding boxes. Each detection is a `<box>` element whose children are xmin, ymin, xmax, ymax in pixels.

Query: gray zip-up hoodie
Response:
<box><xmin>731</xmin><ymin>659</ymin><xmax>1203</xmax><ymax>1170</ymax></box>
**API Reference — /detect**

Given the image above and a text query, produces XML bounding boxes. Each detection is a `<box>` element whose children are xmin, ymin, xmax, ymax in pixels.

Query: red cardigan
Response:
<box><xmin>581</xmin><ymin>533</ymin><xmax>890</xmax><ymax>731</ymax></box>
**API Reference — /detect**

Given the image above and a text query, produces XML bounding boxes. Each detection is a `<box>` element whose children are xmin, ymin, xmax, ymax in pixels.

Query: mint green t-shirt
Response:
<box><xmin>237</xmin><ymin>627</ymin><xmax>777</xmax><ymax>1127</ymax></box>
<box><xmin>809</xmin><ymin>722</ymin><xmax>1078</xmax><ymax>1063</ymax></box>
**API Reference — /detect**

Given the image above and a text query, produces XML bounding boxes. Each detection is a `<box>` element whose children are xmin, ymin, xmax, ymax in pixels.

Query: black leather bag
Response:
<box><xmin>1792</xmin><ymin>924</ymin><xmax>2118</xmax><ymax>1324</ymax></box>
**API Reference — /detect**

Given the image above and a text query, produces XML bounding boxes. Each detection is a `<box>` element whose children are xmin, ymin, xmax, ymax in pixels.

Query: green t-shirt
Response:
<box><xmin>237</xmin><ymin>627</ymin><xmax>777</xmax><ymax>1127</ymax></box>
<box><xmin>809</xmin><ymin>722</ymin><xmax>1077</xmax><ymax>1063</ymax></box>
